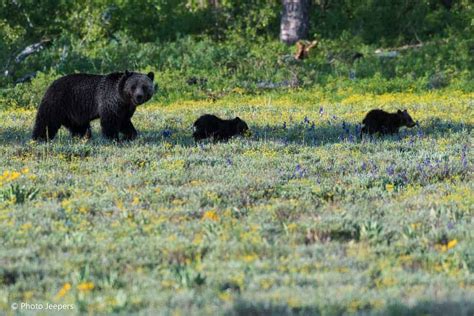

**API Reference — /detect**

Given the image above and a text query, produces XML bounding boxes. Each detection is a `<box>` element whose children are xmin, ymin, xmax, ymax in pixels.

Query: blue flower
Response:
<box><xmin>417</xmin><ymin>129</ymin><xmax>424</xmax><ymax>138</ymax></box>
<box><xmin>294</xmin><ymin>164</ymin><xmax>307</xmax><ymax>178</ymax></box>
<box><xmin>162</xmin><ymin>129</ymin><xmax>172</xmax><ymax>138</ymax></box>
<box><xmin>386</xmin><ymin>165</ymin><xmax>395</xmax><ymax>176</ymax></box>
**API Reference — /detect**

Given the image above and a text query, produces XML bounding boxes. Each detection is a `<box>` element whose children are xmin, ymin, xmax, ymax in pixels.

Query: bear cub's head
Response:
<box><xmin>232</xmin><ymin>117</ymin><xmax>251</xmax><ymax>137</ymax></box>
<box><xmin>122</xmin><ymin>70</ymin><xmax>155</xmax><ymax>105</ymax></box>
<box><xmin>397</xmin><ymin>109</ymin><xmax>416</xmax><ymax>128</ymax></box>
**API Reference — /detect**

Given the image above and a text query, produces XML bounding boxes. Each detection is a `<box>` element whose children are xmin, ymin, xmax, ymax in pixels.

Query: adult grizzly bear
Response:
<box><xmin>32</xmin><ymin>70</ymin><xmax>155</xmax><ymax>141</ymax></box>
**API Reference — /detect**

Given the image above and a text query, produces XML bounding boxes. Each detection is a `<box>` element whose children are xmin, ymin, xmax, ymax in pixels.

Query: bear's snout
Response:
<box><xmin>135</xmin><ymin>94</ymin><xmax>144</xmax><ymax>103</ymax></box>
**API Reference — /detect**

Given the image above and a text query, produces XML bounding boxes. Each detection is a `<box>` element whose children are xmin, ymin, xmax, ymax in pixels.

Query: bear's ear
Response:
<box><xmin>403</xmin><ymin>109</ymin><xmax>408</xmax><ymax>113</ymax></box>
<box><xmin>397</xmin><ymin>110</ymin><xmax>402</xmax><ymax>114</ymax></box>
<box><xmin>125</xmin><ymin>70</ymin><xmax>132</xmax><ymax>77</ymax></box>
<box><xmin>147</xmin><ymin>72</ymin><xmax>154</xmax><ymax>81</ymax></box>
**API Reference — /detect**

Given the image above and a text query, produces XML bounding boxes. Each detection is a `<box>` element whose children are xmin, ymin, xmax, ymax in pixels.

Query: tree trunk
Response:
<box><xmin>280</xmin><ymin>0</ymin><xmax>311</xmax><ymax>45</ymax></box>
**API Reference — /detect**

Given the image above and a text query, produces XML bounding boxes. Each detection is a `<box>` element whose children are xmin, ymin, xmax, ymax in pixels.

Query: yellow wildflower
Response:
<box><xmin>202</xmin><ymin>210</ymin><xmax>219</xmax><ymax>221</ymax></box>
<box><xmin>447</xmin><ymin>239</ymin><xmax>458</xmax><ymax>250</ymax></box>
<box><xmin>385</xmin><ymin>184</ymin><xmax>394</xmax><ymax>192</ymax></box>
<box><xmin>56</xmin><ymin>283</ymin><xmax>72</xmax><ymax>299</ymax></box>
<box><xmin>242</xmin><ymin>254</ymin><xmax>258</xmax><ymax>263</ymax></box>
<box><xmin>410</xmin><ymin>223</ymin><xmax>421</xmax><ymax>230</ymax></box>
<box><xmin>436</xmin><ymin>239</ymin><xmax>458</xmax><ymax>252</ymax></box>
<box><xmin>20</xmin><ymin>222</ymin><xmax>33</xmax><ymax>231</ymax></box>
<box><xmin>132</xmin><ymin>196</ymin><xmax>140</xmax><ymax>205</ymax></box>
<box><xmin>218</xmin><ymin>291</ymin><xmax>233</xmax><ymax>302</ymax></box>
<box><xmin>77</xmin><ymin>281</ymin><xmax>95</xmax><ymax>292</ymax></box>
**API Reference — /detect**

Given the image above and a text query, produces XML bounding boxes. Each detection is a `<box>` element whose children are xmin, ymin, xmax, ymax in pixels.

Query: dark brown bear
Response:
<box><xmin>361</xmin><ymin>109</ymin><xmax>416</xmax><ymax>136</ymax></box>
<box><xmin>192</xmin><ymin>114</ymin><xmax>250</xmax><ymax>141</ymax></box>
<box><xmin>32</xmin><ymin>70</ymin><xmax>155</xmax><ymax>141</ymax></box>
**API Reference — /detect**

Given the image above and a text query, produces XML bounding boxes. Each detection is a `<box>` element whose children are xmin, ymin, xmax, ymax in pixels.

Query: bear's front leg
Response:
<box><xmin>100</xmin><ymin>116</ymin><xmax>120</xmax><ymax>141</ymax></box>
<box><xmin>120</xmin><ymin>118</ymin><xmax>138</xmax><ymax>141</ymax></box>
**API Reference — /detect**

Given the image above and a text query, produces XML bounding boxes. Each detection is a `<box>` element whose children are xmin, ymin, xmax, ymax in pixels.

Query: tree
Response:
<box><xmin>280</xmin><ymin>0</ymin><xmax>311</xmax><ymax>45</ymax></box>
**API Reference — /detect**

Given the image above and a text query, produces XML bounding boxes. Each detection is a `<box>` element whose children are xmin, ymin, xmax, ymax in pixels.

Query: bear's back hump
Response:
<box><xmin>195</xmin><ymin>114</ymin><xmax>221</xmax><ymax>126</ymax></box>
<box><xmin>364</xmin><ymin>109</ymin><xmax>388</xmax><ymax>122</ymax></box>
<box><xmin>48</xmin><ymin>74</ymin><xmax>103</xmax><ymax>96</ymax></box>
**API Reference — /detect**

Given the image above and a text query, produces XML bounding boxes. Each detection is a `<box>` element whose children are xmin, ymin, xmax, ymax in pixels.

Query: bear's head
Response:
<box><xmin>122</xmin><ymin>70</ymin><xmax>155</xmax><ymax>105</ymax></box>
<box><xmin>233</xmin><ymin>117</ymin><xmax>251</xmax><ymax>137</ymax></box>
<box><xmin>397</xmin><ymin>109</ymin><xmax>416</xmax><ymax>128</ymax></box>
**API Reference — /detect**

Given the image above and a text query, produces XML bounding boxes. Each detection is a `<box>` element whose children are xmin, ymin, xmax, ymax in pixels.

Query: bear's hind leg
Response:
<box><xmin>68</xmin><ymin>124</ymin><xmax>92</xmax><ymax>139</ymax></box>
<box><xmin>192</xmin><ymin>130</ymin><xmax>206</xmax><ymax>141</ymax></box>
<box><xmin>32</xmin><ymin>119</ymin><xmax>47</xmax><ymax>141</ymax></box>
<box><xmin>32</xmin><ymin>119</ymin><xmax>60</xmax><ymax>141</ymax></box>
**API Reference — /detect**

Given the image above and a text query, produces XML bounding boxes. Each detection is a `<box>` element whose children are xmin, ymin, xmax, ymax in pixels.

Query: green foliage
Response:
<box><xmin>0</xmin><ymin>183</ymin><xmax>38</xmax><ymax>204</ymax></box>
<box><xmin>1</xmin><ymin>33</ymin><xmax>473</xmax><ymax>109</ymax></box>
<box><xmin>0</xmin><ymin>0</ymin><xmax>472</xmax><ymax>107</ymax></box>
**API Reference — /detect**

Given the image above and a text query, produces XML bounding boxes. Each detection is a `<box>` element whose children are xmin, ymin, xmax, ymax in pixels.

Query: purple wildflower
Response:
<box><xmin>417</xmin><ymin>129</ymin><xmax>424</xmax><ymax>138</ymax></box>
<box><xmin>294</xmin><ymin>164</ymin><xmax>307</xmax><ymax>178</ymax></box>
<box><xmin>162</xmin><ymin>129</ymin><xmax>172</xmax><ymax>138</ymax></box>
<box><xmin>386</xmin><ymin>165</ymin><xmax>395</xmax><ymax>177</ymax></box>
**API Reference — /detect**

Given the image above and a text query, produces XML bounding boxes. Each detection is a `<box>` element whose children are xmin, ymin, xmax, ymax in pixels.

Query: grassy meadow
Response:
<box><xmin>0</xmin><ymin>88</ymin><xmax>473</xmax><ymax>315</ymax></box>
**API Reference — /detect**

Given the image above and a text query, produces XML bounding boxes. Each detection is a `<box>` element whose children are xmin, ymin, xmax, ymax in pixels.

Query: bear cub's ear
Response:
<box><xmin>397</xmin><ymin>110</ymin><xmax>402</xmax><ymax>114</ymax></box>
<box><xmin>125</xmin><ymin>70</ymin><xmax>132</xmax><ymax>77</ymax></box>
<box><xmin>147</xmin><ymin>72</ymin><xmax>155</xmax><ymax>81</ymax></box>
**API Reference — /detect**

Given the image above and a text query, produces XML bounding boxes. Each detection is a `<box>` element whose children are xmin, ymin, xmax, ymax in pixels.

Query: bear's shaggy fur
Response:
<box><xmin>361</xmin><ymin>109</ymin><xmax>416</xmax><ymax>136</ymax></box>
<box><xmin>32</xmin><ymin>70</ymin><xmax>155</xmax><ymax>141</ymax></box>
<box><xmin>192</xmin><ymin>114</ymin><xmax>250</xmax><ymax>141</ymax></box>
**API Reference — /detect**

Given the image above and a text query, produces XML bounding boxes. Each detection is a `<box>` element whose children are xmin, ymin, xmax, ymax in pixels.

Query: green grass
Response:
<box><xmin>0</xmin><ymin>89</ymin><xmax>473</xmax><ymax>315</ymax></box>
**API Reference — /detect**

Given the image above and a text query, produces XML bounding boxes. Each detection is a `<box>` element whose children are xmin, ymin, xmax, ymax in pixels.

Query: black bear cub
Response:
<box><xmin>361</xmin><ymin>109</ymin><xmax>416</xmax><ymax>136</ymax></box>
<box><xmin>32</xmin><ymin>70</ymin><xmax>155</xmax><ymax>141</ymax></box>
<box><xmin>193</xmin><ymin>114</ymin><xmax>250</xmax><ymax>141</ymax></box>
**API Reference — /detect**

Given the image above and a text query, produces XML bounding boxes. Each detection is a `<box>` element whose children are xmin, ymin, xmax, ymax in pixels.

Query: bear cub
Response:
<box><xmin>32</xmin><ymin>70</ymin><xmax>155</xmax><ymax>141</ymax></box>
<box><xmin>193</xmin><ymin>114</ymin><xmax>250</xmax><ymax>141</ymax></box>
<box><xmin>361</xmin><ymin>109</ymin><xmax>416</xmax><ymax>136</ymax></box>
